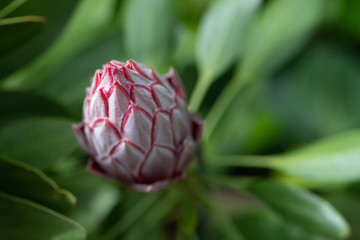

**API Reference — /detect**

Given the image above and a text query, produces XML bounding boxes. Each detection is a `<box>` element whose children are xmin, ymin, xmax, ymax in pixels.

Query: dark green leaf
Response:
<box><xmin>102</xmin><ymin>191</ymin><xmax>162</xmax><ymax>240</ymax></box>
<box><xmin>326</xmin><ymin>189</ymin><xmax>360</xmax><ymax>240</ymax></box>
<box><xmin>0</xmin><ymin>90</ymin><xmax>70</xmax><ymax>125</ymax></box>
<box><xmin>0</xmin><ymin>117</ymin><xmax>77</xmax><ymax>169</ymax></box>
<box><xmin>180</xmin><ymin>194</ymin><xmax>198</xmax><ymax>234</ymax></box>
<box><xmin>271</xmin><ymin>41</ymin><xmax>360</xmax><ymax>140</ymax></box>
<box><xmin>236</xmin><ymin>210</ymin><xmax>326</xmax><ymax>240</ymax></box>
<box><xmin>0</xmin><ymin>157</ymin><xmax>75</xmax><ymax>214</ymax></box>
<box><xmin>1</xmin><ymin>0</ymin><xmax>118</xmax><ymax>90</ymax></box>
<box><xmin>123</xmin><ymin>0</ymin><xmax>175</xmax><ymax>71</ymax></box>
<box><xmin>0</xmin><ymin>191</ymin><xmax>86</xmax><ymax>240</ymax></box>
<box><xmin>249</xmin><ymin>180</ymin><xmax>350</xmax><ymax>238</ymax></box>
<box><xmin>55</xmin><ymin>171</ymin><xmax>120</xmax><ymax>233</ymax></box>
<box><xmin>0</xmin><ymin>0</ymin><xmax>79</xmax><ymax>78</ymax></box>
<box><xmin>336</xmin><ymin>0</ymin><xmax>360</xmax><ymax>39</ymax></box>
<box><xmin>0</xmin><ymin>16</ymin><xmax>45</xmax><ymax>57</ymax></box>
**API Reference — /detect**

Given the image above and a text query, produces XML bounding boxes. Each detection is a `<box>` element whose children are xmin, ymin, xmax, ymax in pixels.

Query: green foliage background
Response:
<box><xmin>1</xmin><ymin>0</ymin><xmax>360</xmax><ymax>239</ymax></box>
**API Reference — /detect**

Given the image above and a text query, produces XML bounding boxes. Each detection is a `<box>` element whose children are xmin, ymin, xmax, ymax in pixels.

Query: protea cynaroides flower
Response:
<box><xmin>73</xmin><ymin>59</ymin><xmax>203</xmax><ymax>192</ymax></box>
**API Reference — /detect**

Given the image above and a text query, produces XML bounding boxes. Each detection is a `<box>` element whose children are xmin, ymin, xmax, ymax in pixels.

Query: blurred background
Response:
<box><xmin>1</xmin><ymin>0</ymin><xmax>360</xmax><ymax>239</ymax></box>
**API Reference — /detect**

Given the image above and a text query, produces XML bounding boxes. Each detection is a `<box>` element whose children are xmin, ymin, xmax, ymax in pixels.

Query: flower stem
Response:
<box><xmin>189</xmin><ymin>74</ymin><xmax>211</xmax><ymax>112</ymax></box>
<box><xmin>182</xmin><ymin>181</ymin><xmax>246</xmax><ymax>240</ymax></box>
<box><xmin>203</xmin><ymin>70</ymin><xmax>247</xmax><ymax>142</ymax></box>
<box><xmin>101</xmin><ymin>192</ymin><xmax>162</xmax><ymax>240</ymax></box>
<box><xmin>208</xmin><ymin>155</ymin><xmax>279</xmax><ymax>168</ymax></box>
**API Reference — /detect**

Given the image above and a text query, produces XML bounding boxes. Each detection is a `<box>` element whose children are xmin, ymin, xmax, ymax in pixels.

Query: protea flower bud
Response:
<box><xmin>73</xmin><ymin>59</ymin><xmax>203</xmax><ymax>192</ymax></box>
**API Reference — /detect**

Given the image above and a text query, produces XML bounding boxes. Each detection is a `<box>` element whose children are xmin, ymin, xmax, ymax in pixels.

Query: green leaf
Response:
<box><xmin>248</xmin><ymin>180</ymin><xmax>350</xmax><ymax>238</ymax></box>
<box><xmin>123</xmin><ymin>0</ymin><xmax>175</xmax><ymax>71</ymax></box>
<box><xmin>236</xmin><ymin>210</ymin><xmax>326</xmax><ymax>240</ymax></box>
<box><xmin>190</xmin><ymin>0</ymin><xmax>261</xmax><ymax>111</ymax></box>
<box><xmin>326</xmin><ymin>189</ymin><xmax>360</xmax><ymax>240</ymax></box>
<box><xmin>240</xmin><ymin>0</ymin><xmax>325</xmax><ymax>82</ymax></box>
<box><xmin>0</xmin><ymin>0</ymin><xmax>27</xmax><ymax>19</ymax></box>
<box><xmin>0</xmin><ymin>0</ymin><xmax>79</xmax><ymax>79</ymax></box>
<box><xmin>39</xmin><ymin>32</ymin><xmax>123</xmax><ymax>118</ymax></box>
<box><xmin>336</xmin><ymin>0</ymin><xmax>360</xmax><ymax>39</ymax></box>
<box><xmin>273</xmin><ymin>130</ymin><xmax>360</xmax><ymax>186</ymax></box>
<box><xmin>0</xmin><ymin>16</ymin><xmax>45</xmax><ymax>57</ymax></box>
<box><xmin>0</xmin><ymin>157</ymin><xmax>75</xmax><ymax>214</ymax></box>
<box><xmin>0</xmin><ymin>191</ymin><xmax>86</xmax><ymax>240</ymax></box>
<box><xmin>271</xmin><ymin>41</ymin><xmax>360</xmax><ymax>140</ymax></box>
<box><xmin>195</xmin><ymin>0</ymin><xmax>260</xmax><ymax>81</ymax></box>
<box><xmin>183</xmin><ymin>181</ymin><xmax>246</xmax><ymax>240</ymax></box>
<box><xmin>1</xmin><ymin>0</ymin><xmax>118</xmax><ymax>90</ymax></box>
<box><xmin>180</xmin><ymin>194</ymin><xmax>198</xmax><ymax>234</ymax></box>
<box><xmin>102</xmin><ymin>191</ymin><xmax>162</xmax><ymax>240</ymax></box>
<box><xmin>202</xmin><ymin>0</ymin><xmax>326</xmax><ymax>141</ymax></box>
<box><xmin>55</xmin><ymin>171</ymin><xmax>120</xmax><ymax>233</ymax></box>
<box><xmin>0</xmin><ymin>117</ymin><xmax>77</xmax><ymax>169</ymax></box>
<box><xmin>0</xmin><ymin>90</ymin><xmax>70</xmax><ymax>125</ymax></box>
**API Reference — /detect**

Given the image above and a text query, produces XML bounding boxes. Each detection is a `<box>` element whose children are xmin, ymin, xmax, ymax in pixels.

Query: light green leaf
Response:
<box><xmin>196</xmin><ymin>0</ymin><xmax>260</xmax><ymax>80</ymax></box>
<box><xmin>240</xmin><ymin>0</ymin><xmax>325</xmax><ymax>82</ymax></box>
<box><xmin>0</xmin><ymin>117</ymin><xmax>77</xmax><ymax>169</ymax></box>
<box><xmin>0</xmin><ymin>157</ymin><xmax>75</xmax><ymax>214</ymax></box>
<box><xmin>274</xmin><ymin>130</ymin><xmax>360</xmax><ymax>186</ymax></box>
<box><xmin>123</xmin><ymin>0</ymin><xmax>175</xmax><ymax>71</ymax></box>
<box><xmin>190</xmin><ymin>0</ymin><xmax>261</xmax><ymax>111</ymax></box>
<box><xmin>0</xmin><ymin>192</ymin><xmax>86</xmax><ymax>240</ymax></box>
<box><xmin>248</xmin><ymin>180</ymin><xmax>350</xmax><ymax>238</ymax></box>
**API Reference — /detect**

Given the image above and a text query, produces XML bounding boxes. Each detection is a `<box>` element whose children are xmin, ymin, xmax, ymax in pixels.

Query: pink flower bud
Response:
<box><xmin>73</xmin><ymin>60</ymin><xmax>203</xmax><ymax>192</ymax></box>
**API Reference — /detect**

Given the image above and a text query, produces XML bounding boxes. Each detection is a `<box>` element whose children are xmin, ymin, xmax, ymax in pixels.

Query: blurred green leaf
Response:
<box><xmin>240</xmin><ymin>0</ymin><xmax>325</xmax><ymax>82</ymax></box>
<box><xmin>123</xmin><ymin>0</ymin><xmax>175</xmax><ymax>72</ymax></box>
<box><xmin>102</xmin><ymin>191</ymin><xmax>162</xmax><ymax>240</ymax></box>
<box><xmin>0</xmin><ymin>117</ymin><xmax>77</xmax><ymax>169</ymax></box>
<box><xmin>271</xmin><ymin>41</ymin><xmax>360</xmax><ymax>141</ymax></box>
<box><xmin>1</xmin><ymin>0</ymin><xmax>118</xmax><ymax>90</ymax></box>
<box><xmin>274</xmin><ymin>130</ymin><xmax>360</xmax><ymax>186</ymax></box>
<box><xmin>185</xmin><ymin>181</ymin><xmax>246</xmax><ymax>240</ymax></box>
<box><xmin>249</xmin><ymin>180</ymin><xmax>350</xmax><ymax>238</ymax></box>
<box><xmin>180</xmin><ymin>194</ymin><xmax>198</xmax><ymax>234</ymax></box>
<box><xmin>0</xmin><ymin>191</ymin><xmax>86</xmax><ymax>240</ymax></box>
<box><xmin>190</xmin><ymin>0</ymin><xmax>261</xmax><ymax>110</ymax></box>
<box><xmin>208</xmin><ymin>83</ymin><xmax>282</xmax><ymax>155</ymax></box>
<box><xmin>325</xmin><ymin>189</ymin><xmax>360</xmax><ymax>240</ymax></box>
<box><xmin>336</xmin><ymin>0</ymin><xmax>360</xmax><ymax>39</ymax></box>
<box><xmin>0</xmin><ymin>90</ymin><xmax>69</xmax><ymax>125</ymax></box>
<box><xmin>55</xmin><ymin>171</ymin><xmax>120</xmax><ymax>234</ymax></box>
<box><xmin>39</xmin><ymin>32</ymin><xmax>123</xmax><ymax>118</ymax></box>
<box><xmin>202</xmin><ymin>0</ymin><xmax>326</xmax><ymax>140</ymax></box>
<box><xmin>236</xmin><ymin>210</ymin><xmax>326</xmax><ymax>240</ymax></box>
<box><xmin>0</xmin><ymin>0</ymin><xmax>79</xmax><ymax>79</ymax></box>
<box><xmin>0</xmin><ymin>16</ymin><xmax>45</xmax><ymax>57</ymax></box>
<box><xmin>0</xmin><ymin>157</ymin><xmax>75</xmax><ymax>215</ymax></box>
<box><xmin>0</xmin><ymin>0</ymin><xmax>27</xmax><ymax>19</ymax></box>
